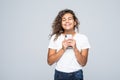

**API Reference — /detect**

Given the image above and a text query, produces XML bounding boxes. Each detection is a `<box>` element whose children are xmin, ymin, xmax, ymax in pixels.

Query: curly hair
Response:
<box><xmin>50</xmin><ymin>9</ymin><xmax>80</xmax><ymax>40</ymax></box>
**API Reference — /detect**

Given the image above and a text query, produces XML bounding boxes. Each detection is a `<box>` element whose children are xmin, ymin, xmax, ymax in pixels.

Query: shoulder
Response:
<box><xmin>50</xmin><ymin>34</ymin><xmax>56</xmax><ymax>40</ymax></box>
<box><xmin>51</xmin><ymin>34</ymin><xmax>56</xmax><ymax>39</ymax></box>
<box><xmin>50</xmin><ymin>34</ymin><xmax>63</xmax><ymax>40</ymax></box>
<box><xmin>49</xmin><ymin>34</ymin><xmax>56</xmax><ymax>41</ymax></box>
<box><xmin>76</xmin><ymin>33</ymin><xmax>88</xmax><ymax>39</ymax></box>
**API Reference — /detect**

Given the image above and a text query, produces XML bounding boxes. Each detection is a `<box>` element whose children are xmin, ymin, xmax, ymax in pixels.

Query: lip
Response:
<box><xmin>64</xmin><ymin>23</ymin><xmax>71</xmax><ymax>26</ymax></box>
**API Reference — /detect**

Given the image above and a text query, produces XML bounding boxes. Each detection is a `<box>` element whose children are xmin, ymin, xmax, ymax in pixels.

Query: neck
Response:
<box><xmin>64</xmin><ymin>30</ymin><xmax>76</xmax><ymax>35</ymax></box>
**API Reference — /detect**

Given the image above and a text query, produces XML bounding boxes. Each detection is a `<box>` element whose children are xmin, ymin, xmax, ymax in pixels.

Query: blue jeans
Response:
<box><xmin>54</xmin><ymin>69</ymin><xmax>83</xmax><ymax>80</ymax></box>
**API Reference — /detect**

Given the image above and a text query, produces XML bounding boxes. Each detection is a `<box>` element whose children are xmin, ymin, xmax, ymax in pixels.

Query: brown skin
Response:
<box><xmin>47</xmin><ymin>13</ymin><xmax>89</xmax><ymax>66</ymax></box>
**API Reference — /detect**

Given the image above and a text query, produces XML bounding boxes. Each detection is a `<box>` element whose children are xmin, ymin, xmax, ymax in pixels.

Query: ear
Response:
<box><xmin>74</xmin><ymin>21</ymin><xmax>76</xmax><ymax>26</ymax></box>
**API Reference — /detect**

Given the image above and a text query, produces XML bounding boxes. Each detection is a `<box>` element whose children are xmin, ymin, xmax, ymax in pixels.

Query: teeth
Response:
<box><xmin>65</xmin><ymin>23</ymin><xmax>70</xmax><ymax>26</ymax></box>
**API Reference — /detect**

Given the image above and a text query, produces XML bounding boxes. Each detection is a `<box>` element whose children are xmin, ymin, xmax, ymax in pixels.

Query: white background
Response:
<box><xmin>0</xmin><ymin>0</ymin><xmax>120</xmax><ymax>80</ymax></box>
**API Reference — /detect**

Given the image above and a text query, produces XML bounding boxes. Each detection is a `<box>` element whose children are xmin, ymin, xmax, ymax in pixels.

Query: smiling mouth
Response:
<box><xmin>65</xmin><ymin>23</ymin><xmax>71</xmax><ymax>26</ymax></box>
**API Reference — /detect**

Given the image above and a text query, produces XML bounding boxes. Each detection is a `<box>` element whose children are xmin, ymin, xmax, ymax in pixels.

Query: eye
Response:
<box><xmin>62</xmin><ymin>18</ymin><xmax>66</xmax><ymax>21</ymax></box>
<box><xmin>68</xmin><ymin>17</ymin><xmax>73</xmax><ymax>20</ymax></box>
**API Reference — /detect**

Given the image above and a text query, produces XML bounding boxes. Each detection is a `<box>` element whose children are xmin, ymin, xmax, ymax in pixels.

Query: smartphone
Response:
<box><xmin>65</xmin><ymin>34</ymin><xmax>73</xmax><ymax>49</ymax></box>
<box><xmin>65</xmin><ymin>34</ymin><xmax>72</xmax><ymax>40</ymax></box>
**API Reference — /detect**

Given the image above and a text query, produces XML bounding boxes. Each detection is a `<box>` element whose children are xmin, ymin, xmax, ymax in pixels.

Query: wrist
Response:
<box><xmin>62</xmin><ymin>47</ymin><xmax>65</xmax><ymax>51</ymax></box>
<box><xmin>73</xmin><ymin>45</ymin><xmax>77</xmax><ymax>49</ymax></box>
<box><xmin>73</xmin><ymin>46</ymin><xmax>78</xmax><ymax>51</ymax></box>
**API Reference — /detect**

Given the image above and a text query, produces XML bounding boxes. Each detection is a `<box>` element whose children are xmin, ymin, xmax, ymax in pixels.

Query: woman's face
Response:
<box><xmin>61</xmin><ymin>13</ymin><xmax>76</xmax><ymax>31</ymax></box>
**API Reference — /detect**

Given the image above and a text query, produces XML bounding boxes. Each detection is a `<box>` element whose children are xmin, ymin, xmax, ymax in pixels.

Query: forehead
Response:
<box><xmin>62</xmin><ymin>13</ymin><xmax>73</xmax><ymax>18</ymax></box>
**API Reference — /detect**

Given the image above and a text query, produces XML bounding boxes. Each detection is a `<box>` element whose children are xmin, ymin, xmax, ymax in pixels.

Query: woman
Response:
<box><xmin>47</xmin><ymin>9</ymin><xmax>91</xmax><ymax>80</ymax></box>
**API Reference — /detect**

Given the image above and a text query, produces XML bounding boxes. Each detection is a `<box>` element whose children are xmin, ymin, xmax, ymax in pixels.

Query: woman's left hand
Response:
<box><xmin>67</xmin><ymin>39</ymin><xmax>76</xmax><ymax>49</ymax></box>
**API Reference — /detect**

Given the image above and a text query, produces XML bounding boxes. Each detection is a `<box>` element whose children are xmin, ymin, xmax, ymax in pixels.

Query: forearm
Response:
<box><xmin>48</xmin><ymin>48</ymin><xmax>65</xmax><ymax>65</ymax></box>
<box><xmin>73</xmin><ymin>47</ymin><xmax>88</xmax><ymax>66</ymax></box>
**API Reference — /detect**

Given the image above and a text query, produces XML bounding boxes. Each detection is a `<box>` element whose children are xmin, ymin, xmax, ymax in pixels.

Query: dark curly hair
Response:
<box><xmin>50</xmin><ymin>9</ymin><xmax>80</xmax><ymax>40</ymax></box>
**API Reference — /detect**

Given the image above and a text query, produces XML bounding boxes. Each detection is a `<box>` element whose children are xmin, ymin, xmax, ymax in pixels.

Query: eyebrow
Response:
<box><xmin>62</xmin><ymin>17</ymin><xmax>73</xmax><ymax>19</ymax></box>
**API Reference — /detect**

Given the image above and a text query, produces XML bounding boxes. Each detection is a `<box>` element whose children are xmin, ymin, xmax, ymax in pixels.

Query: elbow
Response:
<box><xmin>47</xmin><ymin>60</ymin><xmax>53</xmax><ymax>66</ymax></box>
<box><xmin>81</xmin><ymin>63</ymin><xmax>86</xmax><ymax>67</ymax></box>
<box><xmin>47</xmin><ymin>62</ymin><xmax>53</xmax><ymax>66</ymax></box>
<box><xmin>81</xmin><ymin>62</ymin><xmax>87</xmax><ymax>67</ymax></box>
<box><xmin>80</xmin><ymin>59</ymin><xmax>88</xmax><ymax>67</ymax></box>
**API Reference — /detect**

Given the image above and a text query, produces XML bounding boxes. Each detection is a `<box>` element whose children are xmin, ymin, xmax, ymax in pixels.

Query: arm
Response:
<box><xmin>47</xmin><ymin>48</ymin><xmax>65</xmax><ymax>65</ymax></box>
<box><xmin>73</xmin><ymin>47</ymin><xmax>89</xmax><ymax>66</ymax></box>
<box><xmin>68</xmin><ymin>39</ymin><xmax>89</xmax><ymax>66</ymax></box>
<box><xmin>47</xmin><ymin>39</ymin><xmax>68</xmax><ymax>65</ymax></box>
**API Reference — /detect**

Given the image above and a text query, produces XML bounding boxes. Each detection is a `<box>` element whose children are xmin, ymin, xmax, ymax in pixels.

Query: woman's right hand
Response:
<box><xmin>62</xmin><ymin>39</ymin><xmax>68</xmax><ymax>50</ymax></box>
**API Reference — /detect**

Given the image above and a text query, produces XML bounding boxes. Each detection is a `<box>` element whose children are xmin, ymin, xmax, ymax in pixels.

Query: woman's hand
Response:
<box><xmin>67</xmin><ymin>39</ymin><xmax>76</xmax><ymax>49</ymax></box>
<box><xmin>62</xmin><ymin>39</ymin><xmax>76</xmax><ymax>50</ymax></box>
<box><xmin>62</xmin><ymin>39</ymin><xmax>68</xmax><ymax>50</ymax></box>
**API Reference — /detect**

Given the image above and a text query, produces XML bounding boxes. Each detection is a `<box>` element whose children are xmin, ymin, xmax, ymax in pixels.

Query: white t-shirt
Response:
<box><xmin>48</xmin><ymin>33</ymin><xmax>91</xmax><ymax>73</ymax></box>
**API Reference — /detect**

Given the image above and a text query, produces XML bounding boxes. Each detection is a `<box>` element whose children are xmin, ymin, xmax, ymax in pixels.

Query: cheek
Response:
<box><xmin>61</xmin><ymin>22</ymin><xmax>65</xmax><ymax>27</ymax></box>
<box><xmin>62</xmin><ymin>21</ymin><xmax>65</xmax><ymax>24</ymax></box>
<box><xmin>72</xmin><ymin>21</ymin><xmax>76</xmax><ymax>24</ymax></box>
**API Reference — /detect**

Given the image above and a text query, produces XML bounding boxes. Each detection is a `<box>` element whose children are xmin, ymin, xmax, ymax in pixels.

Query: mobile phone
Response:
<box><xmin>65</xmin><ymin>34</ymin><xmax>72</xmax><ymax>40</ymax></box>
<box><xmin>65</xmin><ymin>34</ymin><xmax>73</xmax><ymax>49</ymax></box>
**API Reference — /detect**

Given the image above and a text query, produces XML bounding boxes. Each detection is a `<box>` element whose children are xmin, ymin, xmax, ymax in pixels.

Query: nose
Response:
<box><xmin>65</xmin><ymin>19</ymin><xmax>70</xmax><ymax>23</ymax></box>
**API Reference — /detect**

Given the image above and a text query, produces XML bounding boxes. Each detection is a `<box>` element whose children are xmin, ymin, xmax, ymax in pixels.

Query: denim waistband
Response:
<box><xmin>55</xmin><ymin>69</ymin><xmax>83</xmax><ymax>75</ymax></box>
<box><xmin>54</xmin><ymin>69</ymin><xmax>83</xmax><ymax>80</ymax></box>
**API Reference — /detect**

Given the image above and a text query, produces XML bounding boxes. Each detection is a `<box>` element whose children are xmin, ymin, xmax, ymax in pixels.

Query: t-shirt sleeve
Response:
<box><xmin>48</xmin><ymin>35</ymin><xmax>57</xmax><ymax>49</ymax></box>
<box><xmin>81</xmin><ymin>35</ymin><xmax>91</xmax><ymax>49</ymax></box>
